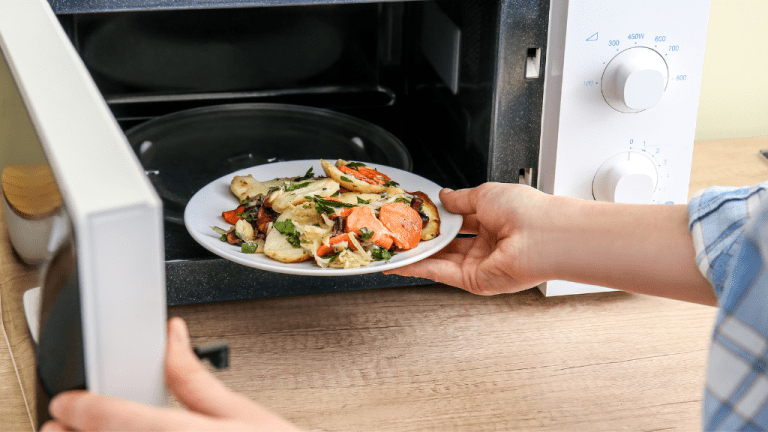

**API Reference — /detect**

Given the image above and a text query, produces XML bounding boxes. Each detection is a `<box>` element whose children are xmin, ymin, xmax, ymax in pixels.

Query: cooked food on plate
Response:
<box><xmin>211</xmin><ymin>159</ymin><xmax>441</xmax><ymax>269</ymax></box>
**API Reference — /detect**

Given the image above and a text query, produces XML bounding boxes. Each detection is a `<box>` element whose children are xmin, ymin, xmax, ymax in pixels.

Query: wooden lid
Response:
<box><xmin>2</xmin><ymin>164</ymin><xmax>62</xmax><ymax>220</ymax></box>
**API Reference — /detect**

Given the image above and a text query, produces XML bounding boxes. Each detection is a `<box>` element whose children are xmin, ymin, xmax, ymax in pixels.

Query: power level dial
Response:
<box><xmin>602</xmin><ymin>47</ymin><xmax>669</xmax><ymax>113</ymax></box>
<box><xmin>593</xmin><ymin>152</ymin><xmax>658</xmax><ymax>203</ymax></box>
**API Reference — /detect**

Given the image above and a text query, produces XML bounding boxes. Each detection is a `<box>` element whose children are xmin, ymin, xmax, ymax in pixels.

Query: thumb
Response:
<box><xmin>164</xmin><ymin>319</ymin><xmax>248</xmax><ymax>418</ymax></box>
<box><xmin>164</xmin><ymin>318</ymin><xmax>298</xmax><ymax>430</ymax></box>
<box><xmin>439</xmin><ymin>187</ymin><xmax>479</xmax><ymax>216</ymax></box>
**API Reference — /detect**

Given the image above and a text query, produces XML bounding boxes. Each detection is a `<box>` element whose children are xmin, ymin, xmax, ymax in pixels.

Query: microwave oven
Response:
<box><xmin>0</xmin><ymin>0</ymin><xmax>712</xmax><ymax>416</ymax></box>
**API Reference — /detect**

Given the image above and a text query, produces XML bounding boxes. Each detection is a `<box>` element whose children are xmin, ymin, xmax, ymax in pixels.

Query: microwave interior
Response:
<box><xmin>53</xmin><ymin>0</ymin><xmax>547</xmax><ymax>304</ymax></box>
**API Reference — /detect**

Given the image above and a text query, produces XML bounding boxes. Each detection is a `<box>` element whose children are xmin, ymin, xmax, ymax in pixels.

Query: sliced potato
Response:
<box><xmin>287</xmin><ymin>206</ymin><xmax>324</xmax><ymax>227</ymax></box>
<box><xmin>263</xmin><ymin>211</ymin><xmax>311</xmax><ymax>263</ymax></box>
<box><xmin>321</xmin><ymin>159</ymin><xmax>388</xmax><ymax>194</ymax></box>
<box><xmin>234</xmin><ymin>219</ymin><xmax>255</xmax><ymax>242</ymax></box>
<box><xmin>265</xmin><ymin>178</ymin><xmax>339</xmax><ymax>213</ymax></box>
<box><xmin>385</xmin><ymin>186</ymin><xmax>406</xmax><ymax>196</ymax></box>
<box><xmin>337</xmin><ymin>192</ymin><xmax>384</xmax><ymax>205</ymax></box>
<box><xmin>294</xmin><ymin>206</ymin><xmax>331</xmax><ymax>252</ymax></box>
<box><xmin>230</xmin><ymin>175</ymin><xmax>289</xmax><ymax>202</ymax></box>
<box><xmin>410</xmin><ymin>191</ymin><xmax>441</xmax><ymax>241</ymax></box>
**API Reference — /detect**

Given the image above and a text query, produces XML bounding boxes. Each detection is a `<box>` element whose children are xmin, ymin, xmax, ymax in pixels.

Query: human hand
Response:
<box><xmin>385</xmin><ymin>183</ymin><xmax>553</xmax><ymax>295</ymax></box>
<box><xmin>386</xmin><ymin>182</ymin><xmax>716</xmax><ymax>305</ymax></box>
<box><xmin>41</xmin><ymin>317</ymin><xmax>300</xmax><ymax>432</ymax></box>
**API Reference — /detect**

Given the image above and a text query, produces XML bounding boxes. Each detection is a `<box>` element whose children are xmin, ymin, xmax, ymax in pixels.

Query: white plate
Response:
<box><xmin>184</xmin><ymin>160</ymin><xmax>462</xmax><ymax>276</ymax></box>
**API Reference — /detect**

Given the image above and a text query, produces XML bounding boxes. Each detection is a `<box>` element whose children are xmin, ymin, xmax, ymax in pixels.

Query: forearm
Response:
<box><xmin>537</xmin><ymin>196</ymin><xmax>717</xmax><ymax>306</ymax></box>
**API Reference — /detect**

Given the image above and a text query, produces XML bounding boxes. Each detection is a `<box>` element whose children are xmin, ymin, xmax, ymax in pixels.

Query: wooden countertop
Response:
<box><xmin>2</xmin><ymin>137</ymin><xmax>767</xmax><ymax>431</ymax></box>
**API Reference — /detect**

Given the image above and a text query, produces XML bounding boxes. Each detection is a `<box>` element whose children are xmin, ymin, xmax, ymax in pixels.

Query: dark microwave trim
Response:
<box><xmin>48</xmin><ymin>0</ymin><xmax>430</xmax><ymax>14</ymax></box>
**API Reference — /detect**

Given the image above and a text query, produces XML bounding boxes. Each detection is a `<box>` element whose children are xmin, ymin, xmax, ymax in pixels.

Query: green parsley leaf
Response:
<box><xmin>284</xmin><ymin>181</ymin><xmax>312</xmax><ymax>192</ymax></box>
<box><xmin>325</xmin><ymin>199</ymin><xmax>354</xmax><ymax>208</ymax></box>
<box><xmin>241</xmin><ymin>243</ymin><xmax>258</xmax><ymax>253</ymax></box>
<box><xmin>340</xmin><ymin>176</ymin><xmax>352</xmax><ymax>183</ymax></box>
<box><xmin>359</xmin><ymin>227</ymin><xmax>374</xmax><ymax>241</ymax></box>
<box><xmin>357</xmin><ymin>197</ymin><xmax>370</xmax><ymax>204</ymax></box>
<box><xmin>395</xmin><ymin>197</ymin><xmax>411</xmax><ymax>205</ymax></box>
<box><xmin>315</xmin><ymin>201</ymin><xmax>335</xmax><ymax>216</ymax></box>
<box><xmin>273</xmin><ymin>219</ymin><xmax>302</xmax><ymax>248</ymax></box>
<box><xmin>306</xmin><ymin>195</ymin><xmax>355</xmax><ymax>215</ymax></box>
<box><xmin>274</xmin><ymin>219</ymin><xmax>297</xmax><ymax>235</ymax></box>
<box><xmin>371</xmin><ymin>247</ymin><xmax>395</xmax><ymax>261</ymax></box>
<box><xmin>294</xmin><ymin>167</ymin><xmax>314</xmax><ymax>182</ymax></box>
<box><xmin>385</xmin><ymin>180</ymin><xmax>400</xmax><ymax>187</ymax></box>
<box><xmin>220</xmin><ymin>234</ymin><xmax>227</xmax><ymax>242</ymax></box>
<box><xmin>345</xmin><ymin>162</ymin><xmax>366</xmax><ymax>170</ymax></box>
<box><xmin>237</xmin><ymin>209</ymin><xmax>258</xmax><ymax>221</ymax></box>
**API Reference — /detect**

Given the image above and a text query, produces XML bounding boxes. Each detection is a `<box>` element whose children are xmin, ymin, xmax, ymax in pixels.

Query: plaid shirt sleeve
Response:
<box><xmin>688</xmin><ymin>181</ymin><xmax>768</xmax><ymax>431</ymax></box>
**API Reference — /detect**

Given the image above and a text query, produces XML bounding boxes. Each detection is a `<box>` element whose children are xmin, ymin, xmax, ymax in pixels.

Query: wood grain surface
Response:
<box><xmin>0</xmin><ymin>206</ymin><xmax>39</xmax><ymax>431</ymax></box>
<box><xmin>0</xmin><ymin>137</ymin><xmax>765</xmax><ymax>431</ymax></box>
<box><xmin>0</xmin><ymin>292</ymin><xmax>34</xmax><ymax>431</ymax></box>
<box><xmin>171</xmin><ymin>287</ymin><xmax>716</xmax><ymax>431</ymax></box>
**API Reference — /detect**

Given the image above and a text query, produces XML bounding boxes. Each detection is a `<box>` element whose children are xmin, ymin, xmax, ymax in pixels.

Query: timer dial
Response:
<box><xmin>593</xmin><ymin>152</ymin><xmax>658</xmax><ymax>204</ymax></box>
<box><xmin>602</xmin><ymin>47</ymin><xmax>669</xmax><ymax>113</ymax></box>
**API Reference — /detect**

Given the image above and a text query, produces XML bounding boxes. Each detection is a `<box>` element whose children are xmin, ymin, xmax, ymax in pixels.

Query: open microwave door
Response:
<box><xmin>0</xmin><ymin>0</ymin><xmax>167</xmax><ymax>418</ymax></box>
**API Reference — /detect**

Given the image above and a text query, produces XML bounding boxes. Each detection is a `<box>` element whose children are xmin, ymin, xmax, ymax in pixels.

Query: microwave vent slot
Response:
<box><xmin>421</xmin><ymin>2</ymin><xmax>461</xmax><ymax>95</ymax></box>
<box><xmin>525</xmin><ymin>48</ymin><xmax>542</xmax><ymax>79</ymax></box>
<box><xmin>518</xmin><ymin>168</ymin><xmax>535</xmax><ymax>186</ymax></box>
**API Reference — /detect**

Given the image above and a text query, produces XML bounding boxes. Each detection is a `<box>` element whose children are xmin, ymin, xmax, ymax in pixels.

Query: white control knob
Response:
<box><xmin>593</xmin><ymin>152</ymin><xmax>658</xmax><ymax>204</ymax></box>
<box><xmin>602</xmin><ymin>47</ymin><xmax>669</xmax><ymax>113</ymax></box>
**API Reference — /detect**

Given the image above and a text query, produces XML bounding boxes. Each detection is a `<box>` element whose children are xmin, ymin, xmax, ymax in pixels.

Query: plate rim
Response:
<box><xmin>183</xmin><ymin>160</ymin><xmax>462</xmax><ymax>276</ymax></box>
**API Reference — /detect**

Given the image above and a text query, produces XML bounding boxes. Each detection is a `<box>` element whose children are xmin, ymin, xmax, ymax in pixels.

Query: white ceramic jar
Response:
<box><xmin>2</xmin><ymin>164</ymin><xmax>63</xmax><ymax>265</ymax></box>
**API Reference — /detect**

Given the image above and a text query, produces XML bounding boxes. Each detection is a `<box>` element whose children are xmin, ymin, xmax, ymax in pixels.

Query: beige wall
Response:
<box><xmin>696</xmin><ymin>0</ymin><xmax>768</xmax><ymax>141</ymax></box>
<box><xmin>0</xmin><ymin>56</ymin><xmax>46</xmax><ymax>171</ymax></box>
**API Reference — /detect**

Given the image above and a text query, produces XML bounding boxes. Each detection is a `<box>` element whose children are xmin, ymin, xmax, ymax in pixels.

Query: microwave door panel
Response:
<box><xmin>0</xmin><ymin>0</ymin><xmax>166</xmax><ymax>405</ymax></box>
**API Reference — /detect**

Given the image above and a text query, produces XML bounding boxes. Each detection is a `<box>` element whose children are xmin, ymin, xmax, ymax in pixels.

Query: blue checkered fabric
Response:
<box><xmin>688</xmin><ymin>181</ymin><xmax>768</xmax><ymax>431</ymax></box>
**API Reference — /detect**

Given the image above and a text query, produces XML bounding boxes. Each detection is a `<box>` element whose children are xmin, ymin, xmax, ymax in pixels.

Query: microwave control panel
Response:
<box><xmin>537</xmin><ymin>0</ymin><xmax>712</xmax><ymax>295</ymax></box>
